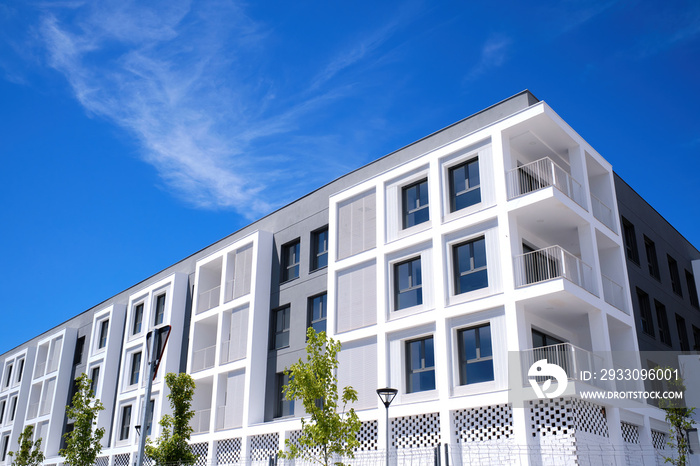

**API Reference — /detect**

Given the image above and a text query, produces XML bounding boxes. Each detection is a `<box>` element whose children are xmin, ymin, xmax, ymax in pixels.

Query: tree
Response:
<box><xmin>60</xmin><ymin>373</ymin><xmax>105</xmax><ymax>466</ymax></box>
<box><xmin>279</xmin><ymin>328</ymin><xmax>361</xmax><ymax>466</ymax></box>
<box><xmin>146</xmin><ymin>372</ymin><xmax>198</xmax><ymax>466</ymax></box>
<box><xmin>657</xmin><ymin>366</ymin><xmax>695</xmax><ymax>466</ymax></box>
<box><xmin>8</xmin><ymin>425</ymin><xmax>44</xmax><ymax>466</ymax></box>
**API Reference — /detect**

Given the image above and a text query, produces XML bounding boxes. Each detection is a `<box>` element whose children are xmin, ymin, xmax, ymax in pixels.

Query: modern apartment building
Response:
<box><xmin>1</xmin><ymin>91</ymin><xmax>696</xmax><ymax>466</ymax></box>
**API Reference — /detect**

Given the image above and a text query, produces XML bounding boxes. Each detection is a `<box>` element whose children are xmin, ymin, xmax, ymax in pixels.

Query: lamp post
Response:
<box><xmin>376</xmin><ymin>388</ymin><xmax>397</xmax><ymax>466</ymax></box>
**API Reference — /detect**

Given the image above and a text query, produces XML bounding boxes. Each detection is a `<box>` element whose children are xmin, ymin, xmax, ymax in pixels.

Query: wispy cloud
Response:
<box><xmin>464</xmin><ymin>34</ymin><xmax>511</xmax><ymax>83</ymax></box>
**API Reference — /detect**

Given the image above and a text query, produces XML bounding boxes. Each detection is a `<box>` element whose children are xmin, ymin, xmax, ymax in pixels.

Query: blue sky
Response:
<box><xmin>1</xmin><ymin>0</ymin><xmax>699</xmax><ymax>353</ymax></box>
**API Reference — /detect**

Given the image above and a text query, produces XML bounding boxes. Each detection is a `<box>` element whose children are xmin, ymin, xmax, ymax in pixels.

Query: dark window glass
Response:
<box><xmin>636</xmin><ymin>288</ymin><xmax>655</xmax><ymax>337</ymax></box>
<box><xmin>282</xmin><ymin>240</ymin><xmax>301</xmax><ymax>282</ymax></box>
<box><xmin>98</xmin><ymin>320</ymin><xmax>109</xmax><ymax>349</ymax></box>
<box><xmin>686</xmin><ymin>270</ymin><xmax>699</xmax><ymax>309</ymax></box>
<box><xmin>693</xmin><ymin>325</ymin><xmax>700</xmax><ymax>352</ymax></box>
<box><xmin>154</xmin><ymin>294</ymin><xmax>166</xmax><ymax>325</ymax></box>
<box><xmin>667</xmin><ymin>256</ymin><xmax>682</xmax><ymax>296</ymax></box>
<box><xmin>676</xmin><ymin>315</ymin><xmax>690</xmax><ymax>351</ymax></box>
<box><xmin>312</xmin><ymin>228</ymin><xmax>328</xmax><ymax>271</ymax></box>
<box><xmin>406</xmin><ymin>336</ymin><xmax>435</xmax><ymax>393</ymax></box>
<box><xmin>146</xmin><ymin>399</ymin><xmax>155</xmax><ymax>435</ymax></box>
<box><xmin>458</xmin><ymin>324</ymin><xmax>494</xmax><ymax>385</ymax></box>
<box><xmin>449</xmin><ymin>158</ymin><xmax>481</xmax><ymax>212</ymax></box>
<box><xmin>9</xmin><ymin>396</ymin><xmax>17</xmax><ymax>421</ymax></box>
<box><xmin>4</xmin><ymin>365</ymin><xmax>12</xmax><ymax>388</ymax></box>
<box><xmin>273</xmin><ymin>306</ymin><xmax>291</xmax><ymax>349</ymax></box>
<box><xmin>1</xmin><ymin>435</ymin><xmax>8</xmax><ymax>462</ymax></box>
<box><xmin>73</xmin><ymin>336</ymin><xmax>85</xmax><ymax>366</ymax></box>
<box><xmin>621</xmin><ymin>218</ymin><xmax>639</xmax><ymax>264</ymax></box>
<box><xmin>308</xmin><ymin>294</ymin><xmax>327</xmax><ymax>334</ymax></box>
<box><xmin>655</xmin><ymin>300</ymin><xmax>671</xmax><ymax>346</ymax></box>
<box><xmin>453</xmin><ymin>237</ymin><xmax>488</xmax><ymax>294</ymax></box>
<box><xmin>0</xmin><ymin>400</ymin><xmax>5</xmax><ymax>424</ymax></box>
<box><xmin>276</xmin><ymin>373</ymin><xmax>294</xmax><ymax>417</ymax></box>
<box><xmin>394</xmin><ymin>257</ymin><xmax>423</xmax><ymax>310</ymax></box>
<box><xmin>133</xmin><ymin>303</ymin><xmax>144</xmax><ymax>334</ymax></box>
<box><xmin>16</xmin><ymin>359</ymin><xmax>24</xmax><ymax>383</ymax></box>
<box><xmin>402</xmin><ymin>179</ymin><xmax>429</xmax><ymax>228</ymax></box>
<box><xmin>129</xmin><ymin>352</ymin><xmax>142</xmax><ymax>385</ymax></box>
<box><xmin>120</xmin><ymin>405</ymin><xmax>132</xmax><ymax>440</ymax></box>
<box><xmin>532</xmin><ymin>329</ymin><xmax>564</xmax><ymax>348</ymax></box>
<box><xmin>90</xmin><ymin>366</ymin><xmax>100</xmax><ymax>395</ymax></box>
<box><xmin>644</xmin><ymin>236</ymin><xmax>660</xmax><ymax>280</ymax></box>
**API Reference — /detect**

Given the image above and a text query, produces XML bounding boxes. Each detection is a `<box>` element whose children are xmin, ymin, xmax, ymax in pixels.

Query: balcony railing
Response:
<box><xmin>27</xmin><ymin>402</ymin><xmax>39</xmax><ymax>419</ymax></box>
<box><xmin>191</xmin><ymin>345</ymin><xmax>216</xmax><ymax>373</ymax></box>
<box><xmin>514</xmin><ymin>245</ymin><xmax>597</xmax><ymax>296</ymax></box>
<box><xmin>521</xmin><ymin>343</ymin><xmax>608</xmax><ymax>390</ymax></box>
<box><xmin>34</xmin><ymin>361</ymin><xmax>46</xmax><ymax>379</ymax></box>
<box><xmin>191</xmin><ymin>408</ymin><xmax>211</xmax><ymax>434</ymax></box>
<box><xmin>196</xmin><ymin>286</ymin><xmax>221</xmax><ymax>314</ymax></box>
<box><xmin>602</xmin><ymin>274</ymin><xmax>627</xmax><ymax>313</ymax></box>
<box><xmin>506</xmin><ymin>157</ymin><xmax>587</xmax><ymax>209</ymax></box>
<box><xmin>224</xmin><ymin>279</ymin><xmax>235</xmax><ymax>303</ymax></box>
<box><xmin>591</xmin><ymin>194</ymin><xmax>616</xmax><ymax>232</ymax></box>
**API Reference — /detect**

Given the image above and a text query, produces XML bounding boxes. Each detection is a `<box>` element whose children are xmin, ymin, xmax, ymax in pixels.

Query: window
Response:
<box><xmin>693</xmin><ymin>325</ymin><xmax>700</xmax><ymax>352</ymax></box>
<box><xmin>667</xmin><ymin>256</ymin><xmax>683</xmax><ymax>296</ymax></box>
<box><xmin>686</xmin><ymin>270</ymin><xmax>699</xmax><ymax>309</ymax></box>
<box><xmin>276</xmin><ymin>372</ymin><xmax>294</xmax><ymax>417</ymax></box>
<box><xmin>655</xmin><ymin>300</ymin><xmax>671</xmax><ymax>346</ymax></box>
<box><xmin>405</xmin><ymin>336</ymin><xmax>435</xmax><ymax>393</ymax></box>
<box><xmin>453</xmin><ymin>237</ymin><xmax>488</xmax><ymax>295</ymax></box>
<box><xmin>308</xmin><ymin>294</ymin><xmax>327</xmax><ymax>334</ymax></box>
<box><xmin>4</xmin><ymin>364</ymin><xmax>12</xmax><ymax>388</ymax></box>
<box><xmin>1</xmin><ymin>435</ymin><xmax>9</xmax><ymax>462</ymax></box>
<box><xmin>532</xmin><ymin>329</ymin><xmax>564</xmax><ymax>348</ymax></box>
<box><xmin>0</xmin><ymin>399</ymin><xmax>5</xmax><ymax>423</ymax></box>
<box><xmin>154</xmin><ymin>294</ymin><xmax>166</xmax><ymax>325</ymax></box>
<box><xmin>676</xmin><ymin>315</ymin><xmax>690</xmax><ymax>351</ymax></box>
<box><xmin>119</xmin><ymin>405</ymin><xmax>132</xmax><ymax>440</ymax></box>
<box><xmin>98</xmin><ymin>319</ymin><xmax>109</xmax><ymax>349</ymax></box>
<box><xmin>621</xmin><ymin>217</ymin><xmax>639</xmax><ymax>264</ymax></box>
<box><xmin>272</xmin><ymin>306</ymin><xmax>290</xmax><ymax>349</ymax></box>
<box><xmin>644</xmin><ymin>236</ymin><xmax>660</xmax><ymax>280</ymax></box>
<box><xmin>146</xmin><ymin>399</ymin><xmax>155</xmax><ymax>435</ymax></box>
<box><xmin>129</xmin><ymin>352</ymin><xmax>142</xmax><ymax>386</ymax></box>
<box><xmin>636</xmin><ymin>288</ymin><xmax>654</xmax><ymax>337</ymax></box>
<box><xmin>311</xmin><ymin>228</ymin><xmax>328</xmax><ymax>271</ymax></box>
<box><xmin>458</xmin><ymin>324</ymin><xmax>493</xmax><ymax>385</ymax></box>
<box><xmin>16</xmin><ymin>359</ymin><xmax>24</xmax><ymax>383</ymax></box>
<box><xmin>73</xmin><ymin>336</ymin><xmax>85</xmax><ymax>366</ymax></box>
<box><xmin>402</xmin><ymin>179</ymin><xmax>429</xmax><ymax>229</ymax></box>
<box><xmin>394</xmin><ymin>257</ymin><xmax>423</xmax><ymax>310</ymax></box>
<box><xmin>281</xmin><ymin>240</ymin><xmax>301</xmax><ymax>282</ymax></box>
<box><xmin>449</xmin><ymin>158</ymin><xmax>480</xmax><ymax>212</ymax></box>
<box><xmin>132</xmin><ymin>303</ymin><xmax>144</xmax><ymax>334</ymax></box>
<box><xmin>9</xmin><ymin>396</ymin><xmax>17</xmax><ymax>421</ymax></box>
<box><xmin>90</xmin><ymin>367</ymin><xmax>100</xmax><ymax>395</ymax></box>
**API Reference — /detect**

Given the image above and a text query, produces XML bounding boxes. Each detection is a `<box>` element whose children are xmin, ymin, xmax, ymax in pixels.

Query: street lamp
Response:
<box><xmin>376</xmin><ymin>388</ymin><xmax>397</xmax><ymax>466</ymax></box>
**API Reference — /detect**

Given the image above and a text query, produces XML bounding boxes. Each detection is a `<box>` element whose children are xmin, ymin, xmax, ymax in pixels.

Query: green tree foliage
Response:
<box><xmin>279</xmin><ymin>328</ymin><xmax>361</xmax><ymax>466</ymax></box>
<box><xmin>657</xmin><ymin>366</ymin><xmax>695</xmax><ymax>466</ymax></box>
<box><xmin>146</xmin><ymin>373</ymin><xmax>198</xmax><ymax>466</ymax></box>
<box><xmin>8</xmin><ymin>425</ymin><xmax>44</xmax><ymax>466</ymax></box>
<box><xmin>60</xmin><ymin>373</ymin><xmax>105</xmax><ymax>466</ymax></box>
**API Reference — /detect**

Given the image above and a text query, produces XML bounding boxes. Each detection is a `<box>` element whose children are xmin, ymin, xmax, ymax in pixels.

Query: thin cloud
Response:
<box><xmin>464</xmin><ymin>35</ymin><xmax>511</xmax><ymax>83</ymax></box>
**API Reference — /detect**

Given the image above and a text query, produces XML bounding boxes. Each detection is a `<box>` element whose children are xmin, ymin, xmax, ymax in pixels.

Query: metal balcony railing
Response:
<box><xmin>591</xmin><ymin>194</ymin><xmax>616</xmax><ymax>232</ymax></box>
<box><xmin>191</xmin><ymin>345</ymin><xmax>216</xmax><ymax>373</ymax></box>
<box><xmin>191</xmin><ymin>408</ymin><xmax>211</xmax><ymax>434</ymax></box>
<box><xmin>514</xmin><ymin>245</ymin><xmax>597</xmax><ymax>296</ymax></box>
<box><xmin>506</xmin><ymin>157</ymin><xmax>587</xmax><ymax>209</ymax></box>
<box><xmin>34</xmin><ymin>361</ymin><xmax>46</xmax><ymax>379</ymax></box>
<box><xmin>602</xmin><ymin>274</ymin><xmax>627</xmax><ymax>313</ymax></box>
<box><xmin>521</xmin><ymin>343</ymin><xmax>607</xmax><ymax>390</ymax></box>
<box><xmin>27</xmin><ymin>402</ymin><xmax>39</xmax><ymax>419</ymax></box>
<box><xmin>196</xmin><ymin>286</ymin><xmax>221</xmax><ymax>314</ymax></box>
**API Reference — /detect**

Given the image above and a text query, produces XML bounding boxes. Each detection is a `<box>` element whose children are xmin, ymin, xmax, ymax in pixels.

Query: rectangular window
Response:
<box><xmin>16</xmin><ymin>359</ymin><xmax>24</xmax><ymax>383</ymax></box>
<box><xmin>453</xmin><ymin>237</ymin><xmax>488</xmax><ymax>295</ymax></box>
<box><xmin>402</xmin><ymin>179</ymin><xmax>429</xmax><ymax>228</ymax></box>
<box><xmin>272</xmin><ymin>306</ymin><xmax>290</xmax><ymax>349</ymax></box>
<box><xmin>449</xmin><ymin>158</ymin><xmax>480</xmax><ymax>212</ymax></box>
<box><xmin>146</xmin><ymin>399</ymin><xmax>155</xmax><ymax>435</ymax></box>
<box><xmin>308</xmin><ymin>294</ymin><xmax>327</xmax><ymax>334</ymax></box>
<box><xmin>693</xmin><ymin>325</ymin><xmax>700</xmax><ymax>352</ymax></box>
<box><xmin>621</xmin><ymin>217</ymin><xmax>639</xmax><ymax>264</ymax></box>
<box><xmin>281</xmin><ymin>240</ymin><xmax>301</xmax><ymax>282</ymax></box>
<box><xmin>90</xmin><ymin>366</ymin><xmax>100</xmax><ymax>395</ymax></box>
<box><xmin>9</xmin><ymin>396</ymin><xmax>17</xmax><ymax>421</ymax></box>
<box><xmin>276</xmin><ymin>373</ymin><xmax>294</xmax><ymax>417</ymax></box>
<box><xmin>686</xmin><ymin>270</ymin><xmax>699</xmax><ymax>309</ymax></box>
<box><xmin>98</xmin><ymin>319</ymin><xmax>109</xmax><ymax>349</ymax></box>
<box><xmin>676</xmin><ymin>315</ymin><xmax>690</xmax><ymax>351</ymax></box>
<box><xmin>655</xmin><ymin>300</ymin><xmax>671</xmax><ymax>346</ymax></box>
<box><xmin>4</xmin><ymin>365</ymin><xmax>12</xmax><ymax>388</ymax></box>
<box><xmin>73</xmin><ymin>336</ymin><xmax>85</xmax><ymax>366</ymax></box>
<box><xmin>667</xmin><ymin>256</ymin><xmax>683</xmax><ymax>296</ymax></box>
<box><xmin>405</xmin><ymin>336</ymin><xmax>435</xmax><ymax>393</ymax></box>
<box><xmin>458</xmin><ymin>324</ymin><xmax>493</xmax><ymax>385</ymax></box>
<box><xmin>1</xmin><ymin>435</ymin><xmax>9</xmax><ymax>462</ymax></box>
<box><xmin>644</xmin><ymin>236</ymin><xmax>660</xmax><ymax>280</ymax></box>
<box><xmin>311</xmin><ymin>228</ymin><xmax>329</xmax><ymax>271</ymax></box>
<box><xmin>129</xmin><ymin>352</ymin><xmax>142</xmax><ymax>386</ymax></box>
<box><xmin>120</xmin><ymin>405</ymin><xmax>132</xmax><ymax>440</ymax></box>
<box><xmin>0</xmin><ymin>400</ymin><xmax>5</xmax><ymax>424</ymax></box>
<box><xmin>154</xmin><ymin>294</ymin><xmax>166</xmax><ymax>325</ymax></box>
<box><xmin>394</xmin><ymin>257</ymin><xmax>423</xmax><ymax>310</ymax></box>
<box><xmin>636</xmin><ymin>288</ymin><xmax>655</xmax><ymax>337</ymax></box>
<box><xmin>133</xmin><ymin>303</ymin><xmax>144</xmax><ymax>334</ymax></box>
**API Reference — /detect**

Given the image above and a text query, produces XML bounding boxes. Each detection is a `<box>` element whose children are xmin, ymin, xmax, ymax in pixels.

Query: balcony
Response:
<box><xmin>521</xmin><ymin>343</ymin><xmax>607</xmax><ymax>390</ymax></box>
<box><xmin>191</xmin><ymin>408</ymin><xmax>211</xmax><ymax>434</ymax></box>
<box><xmin>197</xmin><ymin>286</ymin><xmax>220</xmax><ymax>314</ymax></box>
<box><xmin>27</xmin><ymin>402</ymin><xmax>39</xmax><ymax>419</ymax></box>
<box><xmin>191</xmin><ymin>345</ymin><xmax>216</xmax><ymax>373</ymax></box>
<box><xmin>514</xmin><ymin>245</ymin><xmax>597</xmax><ymax>296</ymax></box>
<box><xmin>507</xmin><ymin>157</ymin><xmax>587</xmax><ymax>209</ymax></box>
<box><xmin>602</xmin><ymin>274</ymin><xmax>627</xmax><ymax>313</ymax></box>
<box><xmin>591</xmin><ymin>194</ymin><xmax>616</xmax><ymax>232</ymax></box>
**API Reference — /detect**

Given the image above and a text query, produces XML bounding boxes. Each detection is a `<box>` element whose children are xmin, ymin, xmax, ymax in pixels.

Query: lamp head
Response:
<box><xmin>376</xmin><ymin>387</ymin><xmax>398</xmax><ymax>408</ymax></box>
